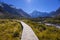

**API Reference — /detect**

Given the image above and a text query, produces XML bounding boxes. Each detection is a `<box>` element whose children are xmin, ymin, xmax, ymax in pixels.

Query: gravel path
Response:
<box><xmin>20</xmin><ymin>21</ymin><xmax>39</xmax><ymax>40</ymax></box>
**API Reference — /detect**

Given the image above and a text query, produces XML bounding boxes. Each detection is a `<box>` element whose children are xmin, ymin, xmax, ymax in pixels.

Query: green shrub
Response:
<box><xmin>13</xmin><ymin>31</ymin><xmax>19</xmax><ymax>37</ymax></box>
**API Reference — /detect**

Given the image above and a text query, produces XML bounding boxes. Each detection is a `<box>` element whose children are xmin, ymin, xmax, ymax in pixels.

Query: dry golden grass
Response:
<box><xmin>0</xmin><ymin>19</ymin><xmax>22</xmax><ymax>40</ymax></box>
<box><xmin>24</xmin><ymin>20</ymin><xmax>60</xmax><ymax>40</ymax></box>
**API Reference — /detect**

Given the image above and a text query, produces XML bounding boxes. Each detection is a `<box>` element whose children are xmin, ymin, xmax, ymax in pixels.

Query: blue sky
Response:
<box><xmin>0</xmin><ymin>0</ymin><xmax>60</xmax><ymax>13</ymax></box>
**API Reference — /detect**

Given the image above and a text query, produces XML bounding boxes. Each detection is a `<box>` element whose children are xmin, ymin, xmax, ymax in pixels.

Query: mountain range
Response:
<box><xmin>0</xmin><ymin>2</ymin><xmax>60</xmax><ymax>19</ymax></box>
<box><xmin>0</xmin><ymin>2</ymin><xmax>30</xmax><ymax>19</ymax></box>
<box><xmin>30</xmin><ymin>8</ymin><xmax>60</xmax><ymax>18</ymax></box>
<box><xmin>30</xmin><ymin>10</ymin><xmax>49</xmax><ymax>18</ymax></box>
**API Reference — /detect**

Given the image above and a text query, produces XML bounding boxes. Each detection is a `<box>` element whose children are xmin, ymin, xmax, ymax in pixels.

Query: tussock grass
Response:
<box><xmin>0</xmin><ymin>19</ymin><xmax>22</xmax><ymax>40</ymax></box>
<box><xmin>24</xmin><ymin>20</ymin><xmax>60</xmax><ymax>40</ymax></box>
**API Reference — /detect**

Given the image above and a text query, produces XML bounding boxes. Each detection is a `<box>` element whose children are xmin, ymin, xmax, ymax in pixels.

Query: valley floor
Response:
<box><xmin>23</xmin><ymin>20</ymin><xmax>60</xmax><ymax>40</ymax></box>
<box><xmin>0</xmin><ymin>19</ymin><xmax>60</xmax><ymax>40</ymax></box>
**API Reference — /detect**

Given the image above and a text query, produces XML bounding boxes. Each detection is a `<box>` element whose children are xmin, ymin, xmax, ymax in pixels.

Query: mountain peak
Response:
<box><xmin>30</xmin><ymin>10</ymin><xmax>49</xmax><ymax>18</ymax></box>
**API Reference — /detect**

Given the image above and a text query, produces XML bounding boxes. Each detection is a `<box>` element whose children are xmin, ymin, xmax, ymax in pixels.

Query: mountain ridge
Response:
<box><xmin>0</xmin><ymin>2</ymin><xmax>60</xmax><ymax>19</ymax></box>
<box><xmin>29</xmin><ymin>7</ymin><xmax>60</xmax><ymax>18</ymax></box>
<box><xmin>0</xmin><ymin>2</ymin><xmax>31</xmax><ymax>19</ymax></box>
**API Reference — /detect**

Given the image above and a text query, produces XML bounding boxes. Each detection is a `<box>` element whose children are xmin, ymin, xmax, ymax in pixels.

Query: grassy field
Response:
<box><xmin>23</xmin><ymin>20</ymin><xmax>60</xmax><ymax>40</ymax></box>
<box><xmin>0</xmin><ymin>19</ymin><xmax>23</xmax><ymax>40</ymax></box>
<box><xmin>44</xmin><ymin>18</ymin><xmax>60</xmax><ymax>24</ymax></box>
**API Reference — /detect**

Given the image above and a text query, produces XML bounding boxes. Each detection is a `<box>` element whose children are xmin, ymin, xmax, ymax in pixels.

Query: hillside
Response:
<box><xmin>0</xmin><ymin>2</ymin><xmax>30</xmax><ymax>19</ymax></box>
